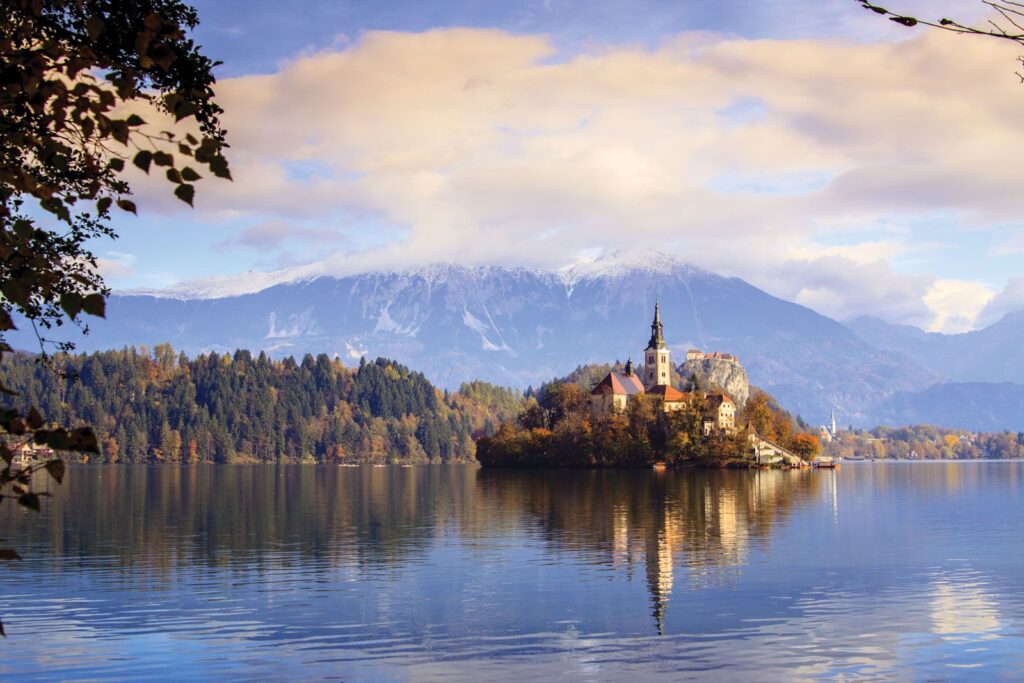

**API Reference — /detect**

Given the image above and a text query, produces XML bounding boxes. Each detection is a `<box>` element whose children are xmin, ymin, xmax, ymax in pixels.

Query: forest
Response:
<box><xmin>0</xmin><ymin>346</ymin><xmax>521</xmax><ymax>464</ymax></box>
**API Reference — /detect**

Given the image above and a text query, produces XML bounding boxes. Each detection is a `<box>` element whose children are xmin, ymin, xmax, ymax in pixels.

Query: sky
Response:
<box><xmin>99</xmin><ymin>0</ymin><xmax>1024</xmax><ymax>333</ymax></box>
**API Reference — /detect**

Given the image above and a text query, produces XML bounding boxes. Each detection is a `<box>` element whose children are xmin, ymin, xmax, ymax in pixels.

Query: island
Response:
<box><xmin>477</xmin><ymin>303</ymin><xmax>828</xmax><ymax>469</ymax></box>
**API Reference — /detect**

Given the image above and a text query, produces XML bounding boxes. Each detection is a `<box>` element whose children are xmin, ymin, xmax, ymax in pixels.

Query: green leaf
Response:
<box><xmin>132</xmin><ymin>150</ymin><xmax>153</xmax><ymax>173</ymax></box>
<box><xmin>209</xmin><ymin>155</ymin><xmax>231</xmax><ymax>180</ymax></box>
<box><xmin>172</xmin><ymin>99</ymin><xmax>196</xmax><ymax>120</ymax></box>
<box><xmin>125</xmin><ymin>114</ymin><xmax>146</xmax><ymax>127</ymax></box>
<box><xmin>36</xmin><ymin>429</ymin><xmax>71</xmax><ymax>451</ymax></box>
<box><xmin>0</xmin><ymin>279</ymin><xmax>31</xmax><ymax>307</ymax></box>
<box><xmin>174</xmin><ymin>183</ymin><xmax>195</xmax><ymax>206</ymax></box>
<box><xmin>153</xmin><ymin>151</ymin><xmax>174</xmax><ymax>167</ymax></box>
<box><xmin>165</xmin><ymin>168</ymin><xmax>182</xmax><ymax>184</ymax></box>
<box><xmin>26</xmin><ymin>407</ymin><xmax>44</xmax><ymax>430</ymax></box>
<box><xmin>45</xmin><ymin>460</ymin><xmax>66</xmax><ymax>485</ymax></box>
<box><xmin>40</xmin><ymin>197</ymin><xmax>71</xmax><ymax>223</ymax></box>
<box><xmin>82</xmin><ymin>293</ymin><xmax>106</xmax><ymax>318</ymax></box>
<box><xmin>108</xmin><ymin>158</ymin><xmax>125</xmax><ymax>172</ymax></box>
<box><xmin>116</xmin><ymin>199</ymin><xmax>137</xmax><ymax>214</ymax></box>
<box><xmin>85</xmin><ymin>16</ymin><xmax>104</xmax><ymax>40</ymax></box>
<box><xmin>69</xmin><ymin>427</ymin><xmax>99</xmax><ymax>454</ymax></box>
<box><xmin>97</xmin><ymin>196</ymin><xmax>113</xmax><ymax>214</ymax></box>
<box><xmin>889</xmin><ymin>16</ymin><xmax>917</xmax><ymax>26</ymax></box>
<box><xmin>60</xmin><ymin>292</ymin><xmax>84</xmax><ymax>319</ymax></box>
<box><xmin>181</xmin><ymin>167</ymin><xmax>201</xmax><ymax>182</ymax></box>
<box><xmin>18</xmin><ymin>493</ymin><xmax>40</xmax><ymax>512</ymax></box>
<box><xmin>0</xmin><ymin>549</ymin><xmax>22</xmax><ymax>561</ymax></box>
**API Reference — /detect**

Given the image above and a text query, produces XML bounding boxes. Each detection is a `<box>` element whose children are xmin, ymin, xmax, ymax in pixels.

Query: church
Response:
<box><xmin>590</xmin><ymin>303</ymin><xmax>736</xmax><ymax>433</ymax></box>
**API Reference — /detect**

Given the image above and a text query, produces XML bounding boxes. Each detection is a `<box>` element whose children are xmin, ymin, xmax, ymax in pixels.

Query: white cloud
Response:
<box><xmin>121</xmin><ymin>27</ymin><xmax>1024</xmax><ymax>328</ymax></box>
<box><xmin>923</xmin><ymin>279</ymin><xmax>995</xmax><ymax>333</ymax></box>
<box><xmin>977</xmin><ymin>276</ymin><xmax>1024</xmax><ymax>327</ymax></box>
<box><xmin>97</xmin><ymin>252</ymin><xmax>137</xmax><ymax>279</ymax></box>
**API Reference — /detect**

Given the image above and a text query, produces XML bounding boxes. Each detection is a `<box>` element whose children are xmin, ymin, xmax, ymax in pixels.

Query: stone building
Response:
<box><xmin>704</xmin><ymin>393</ymin><xmax>736</xmax><ymax>433</ymax></box>
<box><xmin>646</xmin><ymin>384</ymin><xmax>686</xmax><ymax>411</ymax></box>
<box><xmin>590</xmin><ymin>359</ymin><xmax>645</xmax><ymax>417</ymax></box>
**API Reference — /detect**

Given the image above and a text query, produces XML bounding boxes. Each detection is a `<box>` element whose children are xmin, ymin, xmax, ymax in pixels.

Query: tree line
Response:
<box><xmin>826</xmin><ymin>424</ymin><xmax>1024</xmax><ymax>460</ymax></box>
<box><xmin>1</xmin><ymin>346</ymin><xmax>522</xmax><ymax>464</ymax></box>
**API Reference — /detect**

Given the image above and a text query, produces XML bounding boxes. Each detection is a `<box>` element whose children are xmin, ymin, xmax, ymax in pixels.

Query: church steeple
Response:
<box><xmin>644</xmin><ymin>301</ymin><xmax>671</xmax><ymax>389</ymax></box>
<box><xmin>648</xmin><ymin>301</ymin><xmax>666</xmax><ymax>350</ymax></box>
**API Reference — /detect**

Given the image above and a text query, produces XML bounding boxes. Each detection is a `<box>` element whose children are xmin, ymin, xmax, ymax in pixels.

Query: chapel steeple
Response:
<box><xmin>644</xmin><ymin>301</ymin><xmax>671</xmax><ymax>389</ymax></box>
<box><xmin>648</xmin><ymin>301</ymin><xmax>666</xmax><ymax>350</ymax></box>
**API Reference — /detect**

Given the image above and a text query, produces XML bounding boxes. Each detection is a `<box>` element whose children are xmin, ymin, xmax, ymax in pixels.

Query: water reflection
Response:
<box><xmin>0</xmin><ymin>463</ymin><xmax>1021</xmax><ymax>681</ymax></box>
<box><xmin>476</xmin><ymin>468</ymin><xmax>824</xmax><ymax>633</ymax></box>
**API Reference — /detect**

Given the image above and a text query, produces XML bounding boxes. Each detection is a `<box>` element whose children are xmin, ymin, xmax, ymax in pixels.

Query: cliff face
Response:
<box><xmin>681</xmin><ymin>358</ymin><xmax>750</xmax><ymax>406</ymax></box>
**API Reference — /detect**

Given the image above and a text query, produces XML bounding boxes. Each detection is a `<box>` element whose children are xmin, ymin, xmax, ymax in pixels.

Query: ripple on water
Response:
<box><xmin>0</xmin><ymin>463</ymin><xmax>1022</xmax><ymax>680</ymax></box>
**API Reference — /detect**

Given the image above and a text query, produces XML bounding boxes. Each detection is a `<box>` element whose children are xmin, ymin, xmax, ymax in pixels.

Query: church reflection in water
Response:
<box><xmin>476</xmin><ymin>468</ymin><xmax>826</xmax><ymax>634</ymax></box>
<box><xmin>17</xmin><ymin>463</ymin><xmax>830</xmax><ymax>636</ymax></box>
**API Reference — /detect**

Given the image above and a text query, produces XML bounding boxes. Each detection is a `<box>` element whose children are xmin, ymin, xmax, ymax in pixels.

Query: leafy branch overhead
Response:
<box><xmin>1</xmin><ymin>0</ymin><xmax>231</xmax><ymax>344</ymax></box>
<box><xmin>857</xmin><ymin>0</ymin><xmax>1024</xmax><ymax>80</ymax></box>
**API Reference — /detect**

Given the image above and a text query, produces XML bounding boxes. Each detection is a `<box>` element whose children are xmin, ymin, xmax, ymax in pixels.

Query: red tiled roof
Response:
<box><xmin>647</xmin><ymin>384</ymin><xmax>686</xmax><ymax>402</ymax></box>
<box><xmin>591</xmin><ymin>372</ymin><xmax>646</xmax><ymax>396</ymax></box>
<box><xmin>705</xmin><ymin>392</ymin><xmax>735</xmax><ymax>408</ymax></box>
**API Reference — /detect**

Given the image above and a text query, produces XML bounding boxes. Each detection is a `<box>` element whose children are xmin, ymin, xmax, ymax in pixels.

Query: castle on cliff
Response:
<box><xmin>590</xmin><ymin>303</ymin><xmax>736</xmax><ymax>434</ymax></box>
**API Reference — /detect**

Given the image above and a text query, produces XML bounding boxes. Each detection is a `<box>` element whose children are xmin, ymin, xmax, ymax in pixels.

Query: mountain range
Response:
<box><xmin>9</xmin><ymin>253</ymin><xmax>1024</xmax><ymax>430</ymax></box>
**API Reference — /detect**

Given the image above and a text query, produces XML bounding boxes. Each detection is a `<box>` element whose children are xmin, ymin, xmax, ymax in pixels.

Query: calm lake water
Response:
<box><xmin>1</xmin><ymin>462</ymin><xmax>1022</xmax><ymax>681</ymax></box>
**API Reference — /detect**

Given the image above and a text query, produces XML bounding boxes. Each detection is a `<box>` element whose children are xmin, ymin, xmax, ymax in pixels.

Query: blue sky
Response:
<box><xmin>100</xmin><ymin>0</ymin><xmax>1024</xmax><ymax>332</ymax></box>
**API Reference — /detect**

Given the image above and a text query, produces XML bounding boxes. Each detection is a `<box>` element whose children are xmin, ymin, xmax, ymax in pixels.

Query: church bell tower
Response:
<box><xmin>644</xmin><ymin>301</ymin><xmax>671</xmax><ymax>389</ymax></box>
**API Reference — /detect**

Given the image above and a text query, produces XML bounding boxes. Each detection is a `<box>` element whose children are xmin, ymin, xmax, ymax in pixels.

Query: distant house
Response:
<box><xmin>646</xmin><ymin>384</ymin><xmax>686</xmax><ymax>411</ymax></box>
<box><xmin>9</xmin><ymin>441</ymin><xmax>54</xmax><ymax>468</ymax></box>
<box><xmin>704</xmin><ymin>393</ymin><xmax>736</xmax><ymax>433</ymax></box>
<box><xmin>590</xmin><ymin>362</ymin><xmax>646</xmax><ymax>416</ymax></box>
<box><xmin>686</xmin><ymin>349</ymin><xmax>741</xmax><ymax>365</ymax></box>
<box><xmin>646</xmin><ymin>386</ymin><xmax>735</xmax><ymax>434</ymax></box>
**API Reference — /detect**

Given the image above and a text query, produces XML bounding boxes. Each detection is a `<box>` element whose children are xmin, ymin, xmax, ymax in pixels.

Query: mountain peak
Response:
<box><xmin>116</xmin><ymin>251</ymin><xmax>706</xmax><ymax>301</ymax></box>
<box><xmin>558</xmin><ymin>250</ymin><xmax>704</xmax><ymax>287</ymax></box>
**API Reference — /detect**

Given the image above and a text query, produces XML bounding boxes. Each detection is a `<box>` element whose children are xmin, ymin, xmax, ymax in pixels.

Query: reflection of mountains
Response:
<box><xmin>14</xmin><ymin>465</ymin><xmax>826</xmax><ymax>633</ymax></box>
<box><xmin>476</xmin><ymin>469</ymin><xmax>826</xmax><ymax>634</ymax></box>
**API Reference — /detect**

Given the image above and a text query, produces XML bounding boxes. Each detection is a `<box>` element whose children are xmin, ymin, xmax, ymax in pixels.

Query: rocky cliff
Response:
<box><xmin>680</xmin><ymin>357</ymin><xmax>750</xmax><ymax>406</ymax></box>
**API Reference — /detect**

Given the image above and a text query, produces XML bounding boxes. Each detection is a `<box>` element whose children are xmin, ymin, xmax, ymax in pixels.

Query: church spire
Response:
<box><xmin>647</xmin><ymin>301</ymin><xmax>665</xmax><ymax>350</ymax></box>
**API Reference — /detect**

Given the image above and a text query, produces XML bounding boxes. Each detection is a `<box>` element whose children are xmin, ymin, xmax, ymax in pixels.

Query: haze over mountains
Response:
<box><xmin>14</xmin><ymin>254</ymin><xmax>1024</xmax><ymax>430</ymax></box>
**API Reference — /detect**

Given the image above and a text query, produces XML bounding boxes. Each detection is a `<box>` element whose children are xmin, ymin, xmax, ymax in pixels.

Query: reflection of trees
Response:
<box><xmin>3</xmin><ymin>465</ymin><xmax>480</xmax><ymax>576</ymax></box>
<box><xmin>476</xmin><ymin>468</ymin><xmax>825</xmax><ymax>633</ymax></box>
<box><xmin>6</xmin><ymin>466</ymin><xmax>831</xmax><ymax>634</ymax></box>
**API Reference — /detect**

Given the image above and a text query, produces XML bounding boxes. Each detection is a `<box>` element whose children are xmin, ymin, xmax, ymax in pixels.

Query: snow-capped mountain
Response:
<box><xmin>11</xmin><ymin>253</ymin><xmax>1023</xmax><ymax>428</ymax></box>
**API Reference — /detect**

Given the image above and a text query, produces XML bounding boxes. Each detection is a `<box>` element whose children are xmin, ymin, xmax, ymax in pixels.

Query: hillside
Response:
<box><xmin>8</xmin><ymin>255</ymin><xmax>941</xmax><ymax>426</ymax></box>
<box><xmin>0</xmin><ymin>348</ymin><xmax>521</xmax><ymax>464</ymax></box>
<box><xmin>847</xmin><ymin>312</ymin><xmax>1024</xmax><ymax>384</ymax></box>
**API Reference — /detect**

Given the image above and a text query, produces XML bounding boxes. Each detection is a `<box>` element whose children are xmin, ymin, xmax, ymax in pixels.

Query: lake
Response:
<box><xmin>1</xmin><ymin>462</ymin><xmax>1022</xmax><ymax>681</ymax></box>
